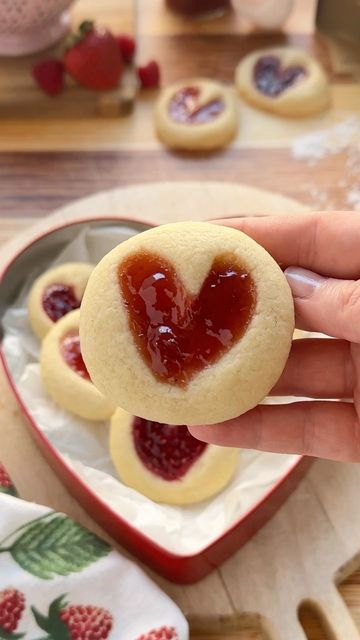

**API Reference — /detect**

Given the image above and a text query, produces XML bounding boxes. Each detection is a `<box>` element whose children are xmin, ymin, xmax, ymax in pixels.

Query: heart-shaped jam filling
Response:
<box><xmin>253</xmin><ymin>55</ymin><xmax>307</xmax><ymax>97</ymax></box>
<box><xmin>132</xmin><ymin>417</ymin><xmax>207</xmax><ymax>481</ymax></box>
<box><xmin>169</xmin><ymin>86</ymin><xmax>224</xmax><ymax>124</ymax></box>
<box><xmin>60</xmin><ymin>332</ymin><xmax>90</xmax><ymax>380</ymax></box>
<box><xmin>119</xmin><ymin>252</ymin><xmax>256</xmax><ymax>386</ymax></box>
<box><xmin>43</xmin><ymin>284</ymin><xmax>81</xmax><ymax>322</ymax></box>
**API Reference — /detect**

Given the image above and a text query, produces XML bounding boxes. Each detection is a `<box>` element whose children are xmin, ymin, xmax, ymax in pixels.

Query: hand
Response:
<box><xmin>189</xmin><ymin>212</ymin><xmax>360</xmax><ymax>462</ymax></box>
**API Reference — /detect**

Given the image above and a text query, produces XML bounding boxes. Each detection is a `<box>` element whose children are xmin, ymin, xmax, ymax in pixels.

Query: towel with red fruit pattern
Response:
<box><xmin>0</xmin><ymin>463</ymin><xmax>188</xmax><ymax>640</ymax></box>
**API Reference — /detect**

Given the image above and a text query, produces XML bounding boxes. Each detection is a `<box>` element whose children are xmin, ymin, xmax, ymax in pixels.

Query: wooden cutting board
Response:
<box><xmin>0</xmin><ymin>0</ymin><xmax>136</xmax><ymax>118</ymax></box>
<box><xmin>1</xmin><ymin>182</ymin><xmax>360</xmax><ymax>640</ymax></box>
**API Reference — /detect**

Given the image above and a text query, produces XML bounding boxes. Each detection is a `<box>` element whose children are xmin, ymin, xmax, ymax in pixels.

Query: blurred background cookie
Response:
<box><xmin>235</xmin><ymin>47</ymin><xmax>330</xmax><ymax>117</ymax></box>
<box><xmin>154</xmin><ymin>78</ymin><xmax>238</xmax><ymax>150</ymax></box>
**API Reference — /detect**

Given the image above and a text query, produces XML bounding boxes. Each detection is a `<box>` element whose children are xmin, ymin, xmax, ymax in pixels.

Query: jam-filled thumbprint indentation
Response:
<box><xmin>60</xmin><ymin>332</ymin><xmax>90</xmax><ymax>380</ymax></box>
<box><xmin>132</xmin><ymin>417</ymin><xmax>207</xmax><ymax>481</ymax></box>
<box><xmin>169</xmin><ymin>86</ymin><xmax>225</xmax><ymax>124</ymax></box>
<box><xmin>42</xmin><ymin>284</ymin><xmax>81</xmax><ymax>322</ymax></box>
<box><xmin>119</xmin><ymin>251</ymin><xmax>256</xmax><ymax>386</ymax></box>
<box><xmin>253</xmin><ymin>55</ymin><xmax>307</xmax><ymax>97</ymax></box>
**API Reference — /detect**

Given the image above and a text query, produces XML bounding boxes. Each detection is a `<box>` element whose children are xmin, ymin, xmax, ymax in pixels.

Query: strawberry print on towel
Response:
<box><xmin>31</xmin><ymin>594</ymin><xmax>113</xmax><ymax>640</ymax></box>
<box><xmin>136</xmin><ymin>627</ymin><xmax>179</xmax><ymax>640</ymax></box>
<box><xmin>0</xmin><ymin>464</ymin><xmax>18</xmax><ymax>498</ymax></box>
<box><xmin>0</xmin><ymin>587</ymin><xmax>25</xmax><ymax>640</ymax></box>
<box><xmin>0</xmin><ymin>463</ymin><xmax>188</xmax><ymax>639</ymax></box>
<box><xmin>0</xmin><ymin>512</ymin><xmax>110</xmax><ymax>579</ymax></box>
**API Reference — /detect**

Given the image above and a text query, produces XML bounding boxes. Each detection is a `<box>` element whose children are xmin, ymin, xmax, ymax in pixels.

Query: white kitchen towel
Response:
<box><xmin>0</xmin><ymin>465</ymin><xmax>188</xmax><ymax>640</ymax></box>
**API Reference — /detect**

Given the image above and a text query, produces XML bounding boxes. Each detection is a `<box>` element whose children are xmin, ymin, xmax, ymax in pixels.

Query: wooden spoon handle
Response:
<box><xmin>314</xmin><ymin>585</ymin><xmax>360</xmax><ymax>640</ymax></box>
<box><xmin>262</xmin><ymin>616</ymin><xmax>308</xmax><ymax>640</ymax></box>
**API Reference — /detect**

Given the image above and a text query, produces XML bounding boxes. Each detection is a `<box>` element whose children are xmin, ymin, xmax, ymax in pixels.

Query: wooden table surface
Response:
<box><xmin>0</xmin><ymin>1</ymin><xmax>359</xmax><ymax>638</ymax></box>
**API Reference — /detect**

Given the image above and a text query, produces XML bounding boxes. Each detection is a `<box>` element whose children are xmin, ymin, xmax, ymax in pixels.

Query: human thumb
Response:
<box><xmin>285</xmin><ymin>267</ymin><xmax>360</xmax><ymax>343</ymax></box>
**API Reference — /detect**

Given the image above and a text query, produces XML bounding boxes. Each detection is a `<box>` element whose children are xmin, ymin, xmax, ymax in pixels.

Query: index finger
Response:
<box><xmin>215</xmin><ymin>212</ymin><xmax>360</xmax><ymax>279</ymax></box>
<box><xmin>189</xmin><ymin>401</ymin><xmax>360</xmax><ymax>462</ymax></box>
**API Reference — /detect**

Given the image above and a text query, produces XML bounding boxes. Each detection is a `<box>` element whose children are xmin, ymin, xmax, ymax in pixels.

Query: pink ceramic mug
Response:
<box><xmin>0</xmin><ymin>0</ymin><xmax>75</xmax><ymax>56</ymax></box>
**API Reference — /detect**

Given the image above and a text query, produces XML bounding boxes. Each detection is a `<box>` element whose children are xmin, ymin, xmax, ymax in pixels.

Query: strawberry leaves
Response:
<box><xmin>31</xmin><ymin>595</ymin><xmax>70</xmax><ymax>640</ymax></box>
<box><xmin>64</xmin><ymin>20</ymin><xmax>94</xmax><ymax>50</ymax></box>
<box><xmin>0</xmin><ymin>631</ymin><xmax>25</xmax><ymax>640</ymax></box>
<box><xmin>0</xmin><ymin>513</ymin><xmax>110</xmax><ymax>579</ymax></box>
<box><xmin>0</xmin><ymin>485</ymin><xmax>17</xmax><ymax>498</ymax></box>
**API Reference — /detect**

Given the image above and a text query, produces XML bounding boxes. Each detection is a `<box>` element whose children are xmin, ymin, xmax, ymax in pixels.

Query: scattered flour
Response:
<box><xmin>291</xmin><ymin>116</ymin><xmax>360</xmax><ymax>210</ymax></box>
<box><xmin>347</xmin><ymin>187</ymin><xmax>360</xmax><ymax>211</ymax></box>
<box><xmin>292</xmin><ymin>116</ymin><xmax>360</xmax><ymax>162</ymax></box>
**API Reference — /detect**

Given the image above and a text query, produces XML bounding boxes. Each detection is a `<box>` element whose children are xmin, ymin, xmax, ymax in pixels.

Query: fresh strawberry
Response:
<box><xmin>136</xmin><ymin>627</ymin><xmax>178</xmax><ymax>640</ymax></box>
<box><xmin>116</xmin><ymin>34</ymin><xmax>136</xmax><ymax>64</ymax></box>
<box><xmin>64</xmin><ymin>21</ymin><xmax>123</xmax><ymax>91</ymax></box>
<box><xmin>137</xmin><ymin>60</ymin><xmax>160</xmax><ymax>89</ymax></box>
<box><xmin>0</xmin><ymin>463</ymin><xmax>17</xmax><ymax>497</ymax></box>
<box><xmin>32</xmin><ymin>58</ymin><xmax>65</xmax><ymax>96</ymax></box>
<box><xmin>31</xmin><ymin>594</ymin><xmax>113</xmax><ymax>640</ymax></box>
<box><xmin>0</xmin><ymin>588</ymin><xmax>25</xmax><ymax>636</ymax></box>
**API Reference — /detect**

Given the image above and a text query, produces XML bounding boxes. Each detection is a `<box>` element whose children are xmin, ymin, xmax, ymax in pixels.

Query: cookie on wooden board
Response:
<box><xmin>155</xmin><ymin>78</ymin><xmax>238</xmax><ymax>150</ymax></box>
<box><xmin>235</xmin><ymin>47</ymin><xmax>330</xmax><ymax>117</ymax></box>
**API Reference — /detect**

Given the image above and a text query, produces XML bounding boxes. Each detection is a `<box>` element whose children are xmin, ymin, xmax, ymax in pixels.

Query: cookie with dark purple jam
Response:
<box><xmin>236</xmin><ymin>47</ymin><xmax>330</xmax><ymax>117</ymax></box>
<box><xmin>28</xmin><ymin>262</ymin><xmax>94</xmax><ymax>340</ymax></box>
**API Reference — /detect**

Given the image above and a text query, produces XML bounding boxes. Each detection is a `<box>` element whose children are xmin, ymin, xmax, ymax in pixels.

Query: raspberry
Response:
<box><xmin>32</xmin><ymin>58</ymin><xmax>65</xmax><ymax>96</ymax></box>
<box><xmin>116</xmin><ymin>34</ymin><xmax>136</xmax><ymax>63</ymax></box>
<box><xmin>137</xmin><ymin>60</ymin><xmax>160</xmax><ymax>89</ymax></box>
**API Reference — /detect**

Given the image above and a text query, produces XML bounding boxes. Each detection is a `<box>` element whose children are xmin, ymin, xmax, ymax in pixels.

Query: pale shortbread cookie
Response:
<box><xmin>110</xmin><ymin>408</ymin><xmax>239</xmax><ymax>505</ymax></box>
<box><xmin>40</xmin><ymin>309</ymin><xmax>115</xmax><ymax>421</ymax></box>
<box><xmin>80</xmin><ymin>221</ymin><xmax>294</xmax><ymax>426</ymax></box>
<box><xmin>235</xmin><ymin>47</ymin><xmax>330</xmax><ymax>117</ymax></box>
<box><xmin>28</xmin><ymin>262</ymin><xmax>94</xmax><ymax>340</ymax></box>
<box><xmin>154</xmin><ymin>78</ymin><xmax>238</xmax><ymax>150</ymax></box>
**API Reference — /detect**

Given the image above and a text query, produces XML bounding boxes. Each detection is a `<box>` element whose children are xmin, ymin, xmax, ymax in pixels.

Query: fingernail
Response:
<box><xmin>285</xmin><ymin>267</ymin><xmax>325</xmax><ymax>299</ymax></box>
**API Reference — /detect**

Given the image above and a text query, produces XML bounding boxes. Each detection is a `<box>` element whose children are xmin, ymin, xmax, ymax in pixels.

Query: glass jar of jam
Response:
<box><xmin>165</xmin><ymin>0</ymin><xmax>231</xmax><ymax>19</ymax></box>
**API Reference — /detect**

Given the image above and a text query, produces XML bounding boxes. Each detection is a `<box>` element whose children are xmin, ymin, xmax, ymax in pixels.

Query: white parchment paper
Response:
<box><xmin>2</xmin><ymin>224</ymin><xmax>302</xmax><ymax>555</ymax></box>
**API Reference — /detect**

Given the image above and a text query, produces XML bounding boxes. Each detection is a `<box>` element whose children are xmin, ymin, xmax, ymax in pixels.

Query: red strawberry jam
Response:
<box><xmin>42</xmin><ymin>284</ymin><xmax>80</xmax><ymax>322</ymax></box>
<box><xmin>253</xmin><ymin>55</ymin><xmax>307</xmax><ymax>97</ymax></box>
<box><xmin>60</xmin><ymin>332</ymin><xmax>90</xmax><ymax>380</ymax></box>
<box><xmin>169</xmin><ymin>86</ymin><xmax>224</xmax><ymax>124</ymax></box>
<box><xmin>119</xmin><ymin>251</ymin><xmax>256</xmax><ymax>386</ymax></box>
<box><xmin>133</xmin><ymin>417</ymin><xmax>207</xmax><ymax>481</ymax></box>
